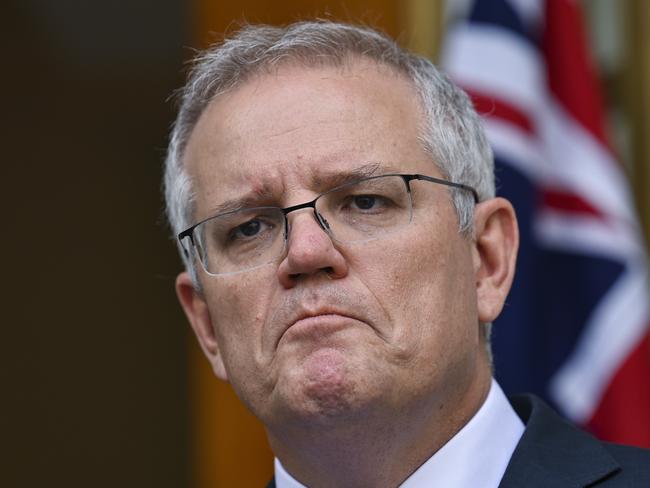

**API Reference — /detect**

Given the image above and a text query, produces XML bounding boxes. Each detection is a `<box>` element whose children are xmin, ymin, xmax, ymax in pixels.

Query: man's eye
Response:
<box><xmin>239</xmin><ymin>220</ymin><xmax>261</xmax><ymax>236</ymax></box>
<box><xmin>349</xmin><ymin>194</ymin><xmax>394</xmax><ymax>212</ymax></box>
<box><xmin>230</xmin><ymin>219</ymin><xmax>269</xmax><ymax>240</ymax></box>
<box><xmin>352</xmin><ymin>195</ymin><xmax>377</xmax><ymax>210</ymax></box>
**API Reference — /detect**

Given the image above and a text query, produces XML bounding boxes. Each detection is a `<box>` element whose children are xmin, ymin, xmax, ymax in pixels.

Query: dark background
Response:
<box><xmin>3</xmin><ymin>1</ymin><xmax>190</xmax><ymax>486</ymax></box>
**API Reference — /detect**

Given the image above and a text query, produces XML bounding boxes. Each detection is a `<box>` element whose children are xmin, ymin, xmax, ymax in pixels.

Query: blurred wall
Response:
<box><xmin>3</xmin><ymin>1</ymin><xmax>190</xmax><ymax>486</ymax></box>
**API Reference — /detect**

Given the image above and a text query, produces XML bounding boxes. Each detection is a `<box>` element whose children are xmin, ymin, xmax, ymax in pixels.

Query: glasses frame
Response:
<box><xmin>177</xmin><ymin>173</ymin><xmax>479</xmax><ymax>272</ymax></box>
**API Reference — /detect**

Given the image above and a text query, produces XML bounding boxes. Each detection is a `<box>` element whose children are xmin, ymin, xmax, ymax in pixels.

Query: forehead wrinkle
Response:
<box><xmin>201</xmin><ymin>160</ymin><xmax>413</xmax><ymax>219</ymax></box>
<box><xmin>205</xmin><ymin>181</ymin><xmax>279</xmax><ymax>217</ymax></box>
<box><xmin>308</xmin><ymin>162</ymin><xmax>403</xmax><ymax>191</ymax></box>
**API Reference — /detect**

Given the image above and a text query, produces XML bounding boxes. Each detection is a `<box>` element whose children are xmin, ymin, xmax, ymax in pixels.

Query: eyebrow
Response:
<box><xmin>206</xmin><ymin>162</ymin><xmax>403</xmax><ymax>217</ymax></box>
<box><xmin>310</xmin><ymin>162</ymin><xmax>391</xmax><ymax>191</ymax></box>
<box><xmin>206</xmin><ymin>187</ymin><xmax>276</xmax><ymax>217</ymax></box>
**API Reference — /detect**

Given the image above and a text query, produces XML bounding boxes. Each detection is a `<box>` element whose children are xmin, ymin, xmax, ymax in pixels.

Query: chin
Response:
<box><xmin>275</xmin><ymin>347</ymin><xmax>372</xmax><ymax>422</ymax></box>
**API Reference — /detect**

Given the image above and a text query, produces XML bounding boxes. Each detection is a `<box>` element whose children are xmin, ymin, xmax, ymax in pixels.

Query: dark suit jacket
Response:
<box><xmin>500</xmin><ymin>395</ymin><xmax>650</xmax><ymax>487</ymax></box>
<box><xmin>266</xmin><ymin>394</ymin><xmax>650</xmax><ymax>487</ymax></box>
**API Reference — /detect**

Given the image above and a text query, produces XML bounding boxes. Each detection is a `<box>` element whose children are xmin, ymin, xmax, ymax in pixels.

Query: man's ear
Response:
<box><xmin>472</xmin><ymin>197</ymin><xmax>519</xmax><ymax>323</ymax></box>
<box><xmin>175</xmin><ymin>271</ymin><xmax>228</xmax><ymax>381</ymax></box>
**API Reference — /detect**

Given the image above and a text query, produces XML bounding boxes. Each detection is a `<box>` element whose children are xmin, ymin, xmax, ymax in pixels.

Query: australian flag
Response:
<box><xmin>442</xmin><ymin>0</ymin><xmax>650</xmax><ymax>447</ymax></box>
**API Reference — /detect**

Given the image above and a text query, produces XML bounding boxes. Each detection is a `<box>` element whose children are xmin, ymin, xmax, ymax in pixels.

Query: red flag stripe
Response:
<box><xmin>543</xmin><ymin>0</ymin><xmax>610</xmax><ymax>149</ymax></box>
<box><xmin>586</xmin><ymin>328</ymin><xmax>650</xmax><ymax>448</ymax></box>
<box><xmin>465</xmin><ymin>88</ymin><xmax>535</xmax><ymax>135</ymax></box>
<box><xmin>541</xmin><ymin>188</ymin><xmax>605</xmax><ymax>219</ymax></box>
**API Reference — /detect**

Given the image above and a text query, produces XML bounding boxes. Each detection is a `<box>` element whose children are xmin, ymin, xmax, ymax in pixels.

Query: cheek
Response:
<box><xmin>203</xmin><ymin>269</ymin><xmax>275</xmax><ymax>371</ymax></box>
<box><xmin>354</xmin><ymin>223</ymin><xmax>477</xmax><ymax>355</ymax></box>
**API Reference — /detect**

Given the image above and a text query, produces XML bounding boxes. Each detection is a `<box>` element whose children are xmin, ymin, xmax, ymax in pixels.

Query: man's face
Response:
<box><xmin>180</xmin><ymin>60</ymin><xmax>495</xmax><ymax>433</ymax></box>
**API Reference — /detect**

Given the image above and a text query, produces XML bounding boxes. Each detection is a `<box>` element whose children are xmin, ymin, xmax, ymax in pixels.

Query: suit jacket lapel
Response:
<box><xmin>266</xmin><ymin>395</ymin><xmax>622</xmax><ymax>488</ymax></box>
<box><xmin>499</xmin><ymin>395</ymin><xmax>620</xmax><ymax>488</ymax></box>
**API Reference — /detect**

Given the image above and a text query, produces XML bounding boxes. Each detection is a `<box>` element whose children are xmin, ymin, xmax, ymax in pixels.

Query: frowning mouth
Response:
<box><xmin>278</xmin><ymin>310</ymin><xmax>365</xmax><ymax>346</ymax></box>
<box><xmin>293</xmin><ymin>312</ymin><xmax>354</xmax><ymax>328</ymax></box>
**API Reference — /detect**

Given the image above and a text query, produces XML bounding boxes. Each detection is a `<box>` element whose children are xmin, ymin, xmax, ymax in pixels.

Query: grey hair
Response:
<box><xmin>164</xmin><ymin>20</ymin><xmax>495</xmax><ymax>280</ymax></box>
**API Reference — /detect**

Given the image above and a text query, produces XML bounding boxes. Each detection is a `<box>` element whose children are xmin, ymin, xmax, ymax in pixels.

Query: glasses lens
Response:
<box><xmin>194</xmin><ymin>207</ymin><xmax>286</xmax><ymax>275</ymax></box>
<box><xmin>317</xmin><ymin>175</ymin><xmax>412</xmax><ymax>242</ymax></box>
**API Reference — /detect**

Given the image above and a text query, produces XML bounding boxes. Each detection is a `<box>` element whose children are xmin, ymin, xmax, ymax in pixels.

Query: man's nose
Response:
<box><xmin>277</xmin><ymin>211</ymin><xmax>348</xmax><ymax>288</ymax></box>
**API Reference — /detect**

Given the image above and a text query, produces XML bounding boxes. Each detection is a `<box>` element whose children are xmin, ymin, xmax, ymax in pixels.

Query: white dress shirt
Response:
<box><xmin>275</xmin><ymin>378</ymin><xmax>524</xmax><ymax>488</ymax></box>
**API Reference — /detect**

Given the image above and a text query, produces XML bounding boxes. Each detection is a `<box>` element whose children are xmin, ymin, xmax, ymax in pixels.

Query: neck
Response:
<box><xmin>268</xmin><ymin>367</ymin><xmax>492</xmax><ymax>488</ymax></box>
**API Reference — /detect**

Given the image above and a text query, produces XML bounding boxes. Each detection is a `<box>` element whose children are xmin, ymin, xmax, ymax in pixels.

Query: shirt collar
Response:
<box><xmin>275</xmin><ymin>379</ymin><xmax>524</xmax><ymax>488</ymax></box>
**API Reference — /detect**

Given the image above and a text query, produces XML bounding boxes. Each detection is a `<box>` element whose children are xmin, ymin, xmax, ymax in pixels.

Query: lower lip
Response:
<box><xmin>283</xmin><ymin>314</ymin><xmax>359</xmax><ymax>341</ymax></box>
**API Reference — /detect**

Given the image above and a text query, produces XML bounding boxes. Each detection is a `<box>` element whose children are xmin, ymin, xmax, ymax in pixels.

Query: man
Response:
<box><xmin>164</xmin><ymin>21</ymin><xmax>650</xmax><ymax>487</ymax></box>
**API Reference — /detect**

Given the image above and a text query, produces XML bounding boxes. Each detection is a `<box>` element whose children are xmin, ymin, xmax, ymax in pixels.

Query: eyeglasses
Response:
<box><xmin>178</xmin><ymin>173</ymin><xmax>479</xmax><ymax>276</ymax></box>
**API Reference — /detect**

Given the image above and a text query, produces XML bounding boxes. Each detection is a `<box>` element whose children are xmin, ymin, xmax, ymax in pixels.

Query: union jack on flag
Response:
<box><xmin>442</xmin><ymin>0</ymin><xmax>650</xmax><ymax>447</ymax></box>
